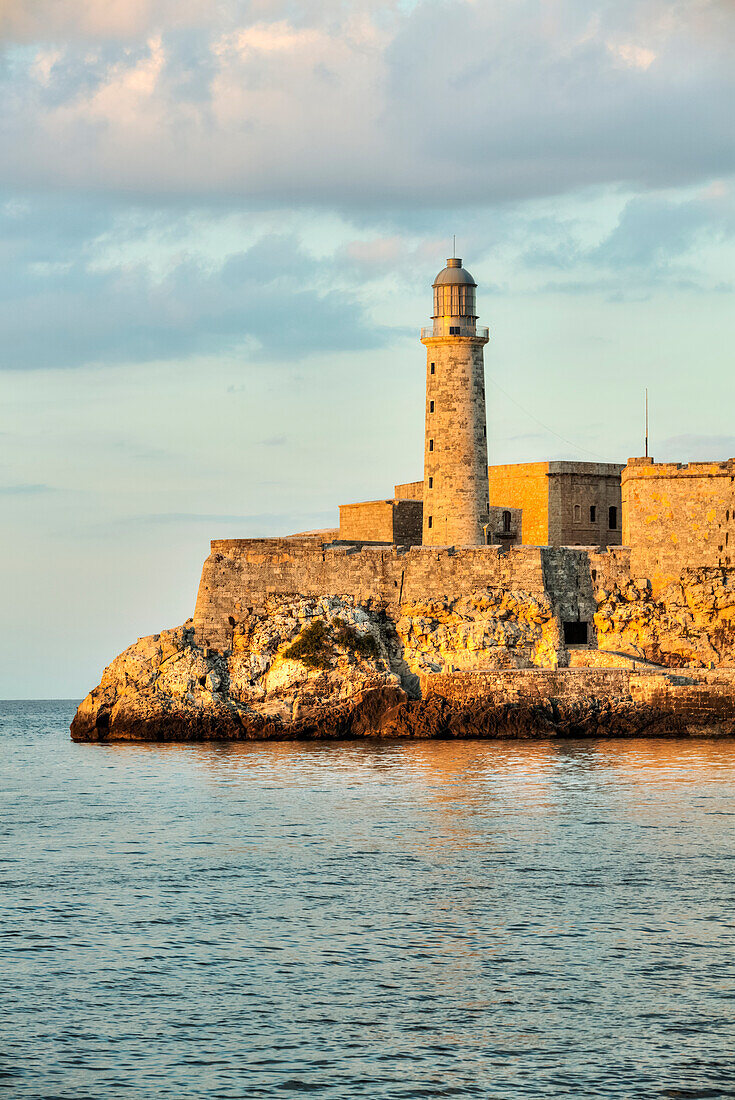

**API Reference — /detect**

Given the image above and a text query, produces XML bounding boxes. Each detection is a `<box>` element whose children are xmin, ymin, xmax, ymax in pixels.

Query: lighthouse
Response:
<box><xmin>420</xmin><ymin>258</ymin><xmax>490</xmax><ymax>546</ymax></box>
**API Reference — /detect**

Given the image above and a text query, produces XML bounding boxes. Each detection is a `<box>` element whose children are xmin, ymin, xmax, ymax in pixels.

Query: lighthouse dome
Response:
<box><xmin>432</xmin><ymin>258</ymin><xmax>477</xmax><ymax>319</ymax></box>
<box><xmin>432</xmin><ymin>258</ymin><xmax>477</xmax><ymax>286</ymax></box>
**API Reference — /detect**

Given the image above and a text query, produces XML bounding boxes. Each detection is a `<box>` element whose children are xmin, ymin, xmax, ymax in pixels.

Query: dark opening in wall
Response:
<box><xmin>429</xmin><ymin>439</ymin><xmax>434</xmax><ymax>452</ymax></box>
<box><xmin>449</xmin><ymin>326</ymin><xmax>460</xmax><ymax>335</ymax></box>
<box><xmin>502</xmin><ymin>510</ymin><xmax>512</xmax><ymax>533</ymax></box>
<box><xmin>609</xmin><ymin>506</ymin><xmax>618</xmax><ymax>530</ymax></box>
<box><xmin>430</xmin><ymin>363</ymin><xmax>435</xmax><ymax>375</ymax></box>
<box><xmin>430</xmin><ymin>400</ymin><xmax>435</xmax><ymax>412</ymax></box>
<box><xmin>428</xmin><ymin>516</ymin><xmax>433</xmax><ymax>529</ymax></box>
<box><xmin>590</xmin><ymin>505</ymin><xmax>597</xmax><ymax>523</ymax></box>
<box><xmin>563</xmin><ymin>621</ymin><xmax>589</xmax><ymax>646</ymax></box>
<box><xmin>428</xmin><ymin>477</ymin><xmax>433</xmax><ymax>489</ymax></box>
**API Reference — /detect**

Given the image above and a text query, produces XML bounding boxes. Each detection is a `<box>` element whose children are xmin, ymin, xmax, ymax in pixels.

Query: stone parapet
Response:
<box><xmin>622</xmin><ymin>458</ymin><xmax>735</xmax><ymax>585</ymax></box>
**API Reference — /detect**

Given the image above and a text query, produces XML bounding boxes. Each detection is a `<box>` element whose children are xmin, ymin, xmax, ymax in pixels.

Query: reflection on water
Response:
<box><xmin>2</xmin><ymin>701</ymin><xmax>735</xmax><ymax>1099</ymax></box>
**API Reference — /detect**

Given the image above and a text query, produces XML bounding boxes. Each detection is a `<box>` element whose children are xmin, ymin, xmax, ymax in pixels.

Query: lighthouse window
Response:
<box><xmin>428</xmin><ymin>477</ymin><xmax>433</xmax><ymax>489</ymax></box>
<box><xmin>428</xmin><ymin>516</ymin><xmax>433</xmax><ymax>529</ymax></box>
<box><xmin>430</xmin><ymin>400</ymin><xmax>435</xmax><ymax>413</ymax></box>
<box><xmin>449</xmin><ymin>326</ymin><xmax>460</xmax><ymax>335</ymax></box>
<box><xmin>430</xmin><ymin>363</ymin><xmax>435</xmax><ymax>375</ymax></box>
<box><xmin>429</xmin><ymin>439</ymin><xmax>434</xmax><ymax>452</ymax></box>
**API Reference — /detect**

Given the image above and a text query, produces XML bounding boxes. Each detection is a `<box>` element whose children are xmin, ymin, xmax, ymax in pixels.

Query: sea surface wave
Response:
<box><xmin>2</xmin><ymin>700</ymin><xmax>735</xmax><ymax>1098</ymax></box>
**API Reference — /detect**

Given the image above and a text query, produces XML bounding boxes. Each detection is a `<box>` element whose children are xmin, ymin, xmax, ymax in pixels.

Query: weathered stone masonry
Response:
<box><xmin>193</xmin><ymin>538</ymin><xmax>629</xmax><ymax>654</ymax></box>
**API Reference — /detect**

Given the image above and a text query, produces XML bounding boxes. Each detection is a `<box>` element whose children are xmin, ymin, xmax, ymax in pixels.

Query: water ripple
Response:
<box><xmin>1</xmin><ymin>701</ymin><xmax>735</xmax><ymax>1098</ymax></box>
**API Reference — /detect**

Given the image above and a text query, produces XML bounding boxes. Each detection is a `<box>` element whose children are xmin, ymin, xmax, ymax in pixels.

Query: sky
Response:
<box><xmin>1</xmin><ymin>0</ymin><xmax>734</xmax><ymax>697</ymax></box>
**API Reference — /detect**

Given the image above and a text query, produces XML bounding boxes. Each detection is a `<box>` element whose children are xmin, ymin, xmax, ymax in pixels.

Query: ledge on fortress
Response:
<box><xmin>208</xmin><ymin>536</ymin><xmax>631</xmax><ymax>555</ymax></box>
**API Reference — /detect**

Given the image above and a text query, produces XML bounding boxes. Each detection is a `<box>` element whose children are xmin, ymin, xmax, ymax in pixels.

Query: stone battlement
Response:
<box><xmin>622</xmin><ymin>458</ymin><xmax>735</xmax><ymax>584</ymax></box>
<box><xmin>193</xmin><ymin>537</ymin><xmax>631</xmax><ymax>651</ymax></box>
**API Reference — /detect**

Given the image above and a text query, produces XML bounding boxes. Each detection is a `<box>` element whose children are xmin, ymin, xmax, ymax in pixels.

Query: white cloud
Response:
<box><xmin>0</xmin><ymin>0</ymin><xmax>731</xmax><ymax>206</ymax></box>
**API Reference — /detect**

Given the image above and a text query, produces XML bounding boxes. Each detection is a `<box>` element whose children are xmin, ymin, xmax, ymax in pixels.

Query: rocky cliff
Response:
<box><xmin>71</xmin><ymin>578</ymin><xmax>735</xmax><ymax>742</ymax></box>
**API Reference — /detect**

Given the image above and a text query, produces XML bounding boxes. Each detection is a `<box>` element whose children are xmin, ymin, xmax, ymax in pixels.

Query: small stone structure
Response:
<box><xmin>338</xmin><ymin>499</ymin><xmax>422</xmax><ymax>546</ymax></box>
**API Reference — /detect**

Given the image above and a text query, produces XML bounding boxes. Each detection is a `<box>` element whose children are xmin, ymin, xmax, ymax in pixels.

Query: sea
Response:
<box><xmin>2</xmin><ymin>699</ymin><xmax>735</xmax><ymax>1099</ymax></box>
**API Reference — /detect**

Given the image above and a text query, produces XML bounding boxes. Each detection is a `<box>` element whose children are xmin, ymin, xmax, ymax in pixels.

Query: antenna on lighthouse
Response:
<box><xmin>452</xmin><ymin>234</ymin><xmax>456</xmax><ymax>258</ymax></box>
<box><xmin>645</xmin><ymin>387</ymin><xmax>649</xmax><ymax>458</ymax></box>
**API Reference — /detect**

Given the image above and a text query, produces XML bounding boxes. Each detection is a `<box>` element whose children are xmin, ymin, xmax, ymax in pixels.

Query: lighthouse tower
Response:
<box><xmin>420</xmin><ymin>258</ymin><xmax>490</xmax><ymax>546</ymax></box>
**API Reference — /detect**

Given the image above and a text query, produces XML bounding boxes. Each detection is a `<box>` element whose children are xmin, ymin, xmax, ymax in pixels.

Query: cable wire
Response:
<box><xmin>487</xmin><ymin>375</ymin><xmax>606</xmax><ymax>461</ymax></box>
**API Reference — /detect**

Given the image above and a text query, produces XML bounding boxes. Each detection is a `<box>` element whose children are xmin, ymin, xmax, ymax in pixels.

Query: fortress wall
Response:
<box><xmin>393</xmin><ymin>500</ymin><xmax>423</xmax><ymax>544</ymax></box>
<box><xmin>338</xmin><ymin>499</ymin><xmax>424</xmax><ymax>546</ymax></box>
<box><xmin>487</xmin><ymin>462</ymin><xmax>549</xmax><ymax>546</ymax></box>
<box><xmin>548</xmin><ymin>466</ymin><xmax>623</xmax><ymax>547</ymax></box>
<box><xmin>622</xmin><ymin>459</ymin><xmax>735</xmax><ymax>587</ymax></box>
<box><xmin>421</xmin><ymin>666</ymin><xmax>735</xmax><ymax>725</ymax></box>
<box><xmin>394</xmin><ymin>481</ymin><xmax>423</xmax><ymax>500</ymax></box>
<box><xmin>588</xmin><ymin>546</ymin><xmax>632</xmax><ymax>591</ymax></box>
<box><xmin>194</xmin><ymin>541</ymin><xmax>556</xmax><ymax>651</ymax></box>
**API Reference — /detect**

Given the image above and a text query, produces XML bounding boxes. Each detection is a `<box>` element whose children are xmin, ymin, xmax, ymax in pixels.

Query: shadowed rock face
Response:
<box><xmin>71</xmin><ymin>591</ymin><xmax>735</xmax><ymax>743</ymax></box>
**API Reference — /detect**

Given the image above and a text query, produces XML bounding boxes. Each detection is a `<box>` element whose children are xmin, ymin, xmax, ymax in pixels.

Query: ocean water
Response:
<box><xmin>2</xmin><ymin>701</ymin><xmax>735</xmax><ymax>1099</ymax></box>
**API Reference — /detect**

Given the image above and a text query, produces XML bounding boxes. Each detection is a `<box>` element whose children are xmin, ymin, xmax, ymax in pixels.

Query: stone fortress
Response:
<box><xmin>72</xmin><ymin>257</ymin><xmax>735</xmax><ymax>741</ymax></box>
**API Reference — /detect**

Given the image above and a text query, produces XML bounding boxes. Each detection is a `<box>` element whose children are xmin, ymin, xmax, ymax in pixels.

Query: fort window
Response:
<box><xmin>502</xmin><ymin>510</ymin><xmax>512</xmax><ymax>533</ymax></box>
<box><xmin>563</xmin><ymin>621</ymin><xmax>589</xmax><ymax>646</ymax></box>
<box><xmin>574</xmin><ymin>504</ymin><xmax>582</xmax><ymax>524</ymax></box>
<box><xmin>430</xmin><ymin>400</ymin><xmax>435</xmax><ymax>413</ymax></box>
<box><xmin>608</xmin><ymin>506</ymin><xmax>618</xmax><ymax>530</ymax></box>
<box><xmin>428</xmin><ymin>477</ymin><xmax>433</xmax><ymax>489</ymax></box>
<box><xmin>428</xmin><ymin>516</ymin><xmax>433</xmax><ymax>529</ymax></box>
<box><xmin>430</xmin><ymin>363</ymin><xmax>435</xmax><ymax>375</ymax></box>
<box><xmin>590</xmin><ymin>505</ymin><xmax>596</xmax><ymax>523</ymax></box>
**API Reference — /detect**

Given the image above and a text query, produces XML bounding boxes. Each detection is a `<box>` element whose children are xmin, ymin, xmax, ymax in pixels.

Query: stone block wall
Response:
<box><xmin>487</xmin><ymin>462</ymin><xmax>550</xmax><ymax>545</ymax></box>
<box><xmin>338</xmin><ymin>500</ymin><xmax>395</xmax><ymax>543</ymax></box>
<box><xmin>487</xmin><ymin>506</ymin><xmax>522</xmax><ymax>546</ymax></box>
<box><xmin>338</xmin><ymin>499</ymin><xmax>423</xmax><ymax>546</ymax></box>
<box><xmin>192</xmin><ymin>539</ymin><xmax>608</xmax><ymax>655</ymax></box>
<box><xmin>394</xmin><ymin>481</ymin><xmax>423</xmax><ymax>500</ymax></box>
<box><xmin>548</xmin><ymin>463</ymin><xmax>624</xmax><ymax>547</ymax></box>
<box><xmin>194</xmin><ymin>541</ymin><xmax>554</xmax><ymax>651</ymax></box>
<box><xmin>393</xmin><ymin>500</ymin><xmax>423</xmax><ymax>544</ymax></box>
<box><xmin>622</xmin><ymin>458</ymin><xmax>735</xmax><ymax>586</ymax></box>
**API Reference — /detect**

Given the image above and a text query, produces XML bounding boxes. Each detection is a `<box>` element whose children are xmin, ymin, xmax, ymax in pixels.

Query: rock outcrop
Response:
<box><xmin>594</xmin><ymin>568</ymin><xmax>735</xmax><ymax>667</ymax></box>
<box><xmin>71</xmin><ymin>582</ymin><xmax>735</xmax><ymax>742</ymax></box>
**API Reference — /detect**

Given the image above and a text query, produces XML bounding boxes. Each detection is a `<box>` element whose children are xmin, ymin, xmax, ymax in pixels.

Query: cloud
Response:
<box><xmin>0</xmin><ymin>483</ymin><xmax>55</xmax><ymax>494</ymax></box>
<box><xmin>591</xmin><ymin>191</ymin><xmax>735</xmax><ymax>270</ymax></box>
<box><xmin>0</xmin><ymin>200</ymin><xmax>392</xmax><ymax>369</ymax></box>
<box><xmin>0</xmin><ymin>0</ymin><xmax>732</xmax><ymax>206</ymax></box>
<box><xmin>0</xmin><ymin>0</ymin><xmax>213</xmax><ymax>40</ymax></box>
